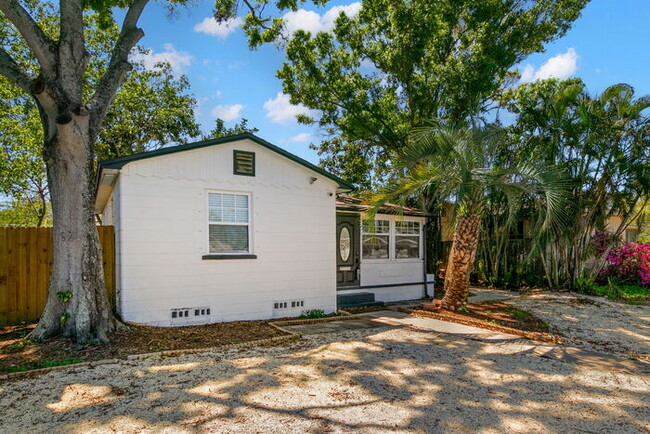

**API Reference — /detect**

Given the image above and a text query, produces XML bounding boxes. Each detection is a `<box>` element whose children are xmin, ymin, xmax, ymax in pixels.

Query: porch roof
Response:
<box><xmin>336</xmin><ymin>194</ymin><xmax>427</xmax><ymax>217</ymax></box>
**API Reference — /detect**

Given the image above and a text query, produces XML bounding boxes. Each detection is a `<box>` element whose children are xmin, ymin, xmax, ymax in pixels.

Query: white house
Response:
<box><xmin>95</xmin><ymin>133</ymin><xmax>430</xmax><ymax>326</ymax></box>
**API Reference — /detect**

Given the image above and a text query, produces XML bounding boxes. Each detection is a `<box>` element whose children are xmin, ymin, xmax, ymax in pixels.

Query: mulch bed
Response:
<box><xmin>340</xmin><ymin>306</ymin><xmax>390</xmax><ymax>314</ymax></box>
<box><xmin>0</xmin><ymin>320</ymin><xmax>287</xmax><ymax>373</ymax></box>
<box><xmin>413</xmin><ymin>301</ymin><xmax>562</xmax><ymax>343</ymax></box>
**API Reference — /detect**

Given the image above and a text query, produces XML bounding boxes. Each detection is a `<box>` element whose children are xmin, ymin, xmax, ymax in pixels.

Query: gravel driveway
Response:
<box><xmin>1</xmin><ymin>326</ymin><xmax>648</xmax><ymax>433</ymax></box>
<box><xmin>505</xmin><ymin>292</ymin><xmax>650</xmax><ymax>359</ymax></box>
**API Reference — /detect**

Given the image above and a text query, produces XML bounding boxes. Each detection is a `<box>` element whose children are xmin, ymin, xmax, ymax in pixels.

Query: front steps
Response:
<box><xmin>337</xmin><ymin>292</ymin><xmax>385</xmax><ymax>309</ymax></box>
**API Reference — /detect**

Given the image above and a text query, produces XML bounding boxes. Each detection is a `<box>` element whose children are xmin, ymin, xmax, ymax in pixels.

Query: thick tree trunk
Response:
<box><xmin>440</xmin><ymin>215</ymin><xmax>481</xmax><ymax>311</ymax></box>
<box><xmin>31</xmin><ymin>114</ymin><xmax>119</xmax><ymax>343</ymax></box>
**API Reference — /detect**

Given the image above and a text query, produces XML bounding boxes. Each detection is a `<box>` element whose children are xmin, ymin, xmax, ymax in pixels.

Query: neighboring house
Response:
<box><xmin>95</xmin><ymin>133</ymin><xmax>430</xmax><ymax>326</ymax></box>
<box><xmin>605</xmin><ymin>215</ymin><xmax>640</xmax><ymax>243</ymax></box>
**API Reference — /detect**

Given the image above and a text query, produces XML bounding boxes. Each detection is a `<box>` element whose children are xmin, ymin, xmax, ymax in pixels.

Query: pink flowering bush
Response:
<box><xmin>599</xmin><ymin>242</ymin><xmax>650</xmax><ymax>287</ymax></box>
<box><xmin>591</xmin><ymin>231</ymin><xmax>620</xmax><ymax>256</ymax></box>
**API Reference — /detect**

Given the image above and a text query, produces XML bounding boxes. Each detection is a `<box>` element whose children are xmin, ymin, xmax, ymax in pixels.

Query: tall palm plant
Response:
<box><xmin>378</xmin><ymin>126</ymin><xmax>568</xmax><ymax>310</ymax></box>
<box><xmin>503</xmin><ymin>80</ymin><xmax>650</xmax><ymax>287</ymax></box>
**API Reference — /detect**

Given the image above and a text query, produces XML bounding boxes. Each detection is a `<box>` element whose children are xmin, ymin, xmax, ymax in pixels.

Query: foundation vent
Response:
<box><xmin>171</xmin><ymin>307</ymin><xmax>211</xmax><ymax>320</ymax></box>
<box><xmin>273</xmin><ymin>300</ymin><xmax>304</xmax><ymax>310</ymax></box>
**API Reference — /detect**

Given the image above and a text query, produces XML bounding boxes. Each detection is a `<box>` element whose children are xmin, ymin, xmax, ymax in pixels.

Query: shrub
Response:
<box><xmin>591</xmin><ymin>230</ymin><xmax>620</xmax><ymax>257</ymax></box>
<box><xmin>599</xmin><ymin>242</ymin><xmax>650</xmax><ymax>287</ymax></box>
<box><xmin>299</xmin><ymin>309</ymin><xmax>326</xmax><ymax>319</ymax></box>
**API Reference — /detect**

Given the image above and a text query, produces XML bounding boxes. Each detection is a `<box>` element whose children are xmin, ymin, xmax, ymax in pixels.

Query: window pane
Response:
<box><xmin>222</xmin><ymin>194</ymin><xmax>235</xmax><ymax>207</ymax></box>
<box><xmin>362</xmin><ymin>220</ymin><xmax>390</xmax><ymax>234</ymax></box>
<box><xmin>235</xmin><ymin>208</ymin><xmax>248</xmax><ymax>223</ymax></box>
<box><xmin>223</xmin><ymin>207</ymin><xmax>236</xmax><ymax>222</ymax></box>
<box><xmin>209</xmin><ymin>192</ymin><xmax>248</xmax><ymax>223</ymax></box>
<box><xmin>235</xmin><ymin>194</ymin><xmax>248</xmax><ymax>208</ymax></box>
<box><xmin>362</xmin><ymin>235</ymin><xmax>389</xmax><ymax>259</ymax></box>
<box><xmin>395</xmin><ymin>235</ymin><xmax>419</xmax><ymax>258</ymax></box>
<box><xmin>396</xmin><ymin>221</ymin><xmax>420</xmax><ymax>234</ymax></box>
<box><xmin>208</xmin><ymin>193</ymin><xmax>222</xmax><ymax>222</ymax></box>
<box><xmin>209</xmin><ymin>225</ymin><xmax>249</xmax><ymax>253</ymax></box>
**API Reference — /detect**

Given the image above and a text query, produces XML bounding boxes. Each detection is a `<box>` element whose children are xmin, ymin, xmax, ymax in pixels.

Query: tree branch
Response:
<box><xmin>58</xmin><ymin>0</ymin><xmax>85</xmax><ymax>101</ymax></box>
<box><xmin>0</xmin><ymin>47</ymin><xmax>33</xmax><ymax>93</ymax></box>
<box><xmin>239</xmin><ymin>0</ymin><xmax>273</xmax><ymax>30</ymax></box>
<box><xmin>88</xmin><ymin>0</ymin><xmax>149</xmax><ymax>139</ymax></box>
<box><xmin>0</xmin><ymin>0</ymin><xmax>56</xmax><ymax>74</ymax></box>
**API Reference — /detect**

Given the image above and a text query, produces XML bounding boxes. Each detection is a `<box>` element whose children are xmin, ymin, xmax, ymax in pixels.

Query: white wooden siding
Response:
<box><xmin>112</xmin><ymin>138</ymin><xmax>338</xmax><ymax>326</ymax></box>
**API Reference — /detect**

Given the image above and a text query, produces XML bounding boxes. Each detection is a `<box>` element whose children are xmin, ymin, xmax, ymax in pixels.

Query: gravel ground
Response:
<box><xmin>0</xmin><ymin>326</ymin><xmax>648</xmax><ymax>433</ymax></box>
<box><xmin>505</xmin><ymin>292</ymin><xmax>650</xmax><ymax>359</ymax></box>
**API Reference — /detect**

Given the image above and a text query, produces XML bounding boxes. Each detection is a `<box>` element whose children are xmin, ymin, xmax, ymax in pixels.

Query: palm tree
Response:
<box><xmin>378</xmin><ymin>125</ymin><xmax>567</xmax><ymax>311</ymax></box>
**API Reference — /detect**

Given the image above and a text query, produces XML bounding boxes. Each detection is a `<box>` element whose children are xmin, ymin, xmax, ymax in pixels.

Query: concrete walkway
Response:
<box><xmin>283</xmin><ymin>310</ymin><xmax>521</xmax><ymax>342</ymax></box>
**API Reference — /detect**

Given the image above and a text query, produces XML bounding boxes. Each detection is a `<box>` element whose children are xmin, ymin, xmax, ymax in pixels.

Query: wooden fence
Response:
<box><xmin>0</xmin><ymin>226</ymin><xmax>115</xmax><ymax>326</ymax></box>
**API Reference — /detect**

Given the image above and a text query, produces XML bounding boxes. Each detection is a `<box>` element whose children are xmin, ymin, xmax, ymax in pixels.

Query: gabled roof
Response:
<box><xmin>97</xmin><ymin>133</ymin><xmax>354</xmax><ymax>191</ymax></box>
<box><xmin>94</xmin><ymin>133</ymin><xmax>354</xmax><ymax>214</ymax></box>
<box><xmin>336</xmin><ymin>194</ymin><xmax>427</xmax><ymax>217</ymax></box>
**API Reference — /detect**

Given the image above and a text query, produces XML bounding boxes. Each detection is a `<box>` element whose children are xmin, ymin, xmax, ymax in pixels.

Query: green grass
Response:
<box><xmin>1</xmin><ymin>355</ymin><xmax>83</xmax><ymax>373</ymax></box>
<box><xmin>505</xmin><ymin>308</ymin><xmax>531</xmax><ymax>319</ymax></box>
<box><xmin>590</xmin><ymin>284</ymin><xmax>650</xmax><ymax>305</ymax></box>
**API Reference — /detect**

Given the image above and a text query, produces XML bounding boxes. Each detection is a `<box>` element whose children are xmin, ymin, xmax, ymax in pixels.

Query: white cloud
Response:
<box><xmin>263</xmin><ymin>93</ymin><xmax>318</xmax><ymax>124</ymax></box>
<box><xmin>290</xmin><ymin>133</ymin><xmax>312</xmax><ymax>143</ymax></box>
<box><xmin>134</xmin><ymin>43</ymin><xmax>193</xmax><ymax>74</ymax></box>
<box><xmin>194</xmin><ymin>16</ymin><xmax>243</xmax><ymax>38</ymax></box>
<box><xmin>520</xmin><ymin>48</ymin><xmax>579</xmax><ymax>83</ymax></box>
<box><xmin>211</xmin><ymin>104</ymin><xmax>244</xmax><ymax>122</ymax></box>
<box><xmin>322</xmin><ymin>3</ymin><xmax>362</xmax><ymax>30</ymax></box>
<box><xmin>283</xmin><ymin>2</ymin><xmax>361</xmax><ymax>37</ymax></box>
<box><xmin>519</xmin><ymin>64</ymin><xmax>535</xmax><ymax>83</ymax></box>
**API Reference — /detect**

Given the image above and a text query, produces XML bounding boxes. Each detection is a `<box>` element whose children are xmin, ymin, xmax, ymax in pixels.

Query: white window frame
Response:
<box><xmin>206</xmin><ymin>190</ymin><xmax>252</xmax><ymax>254</ymax></box>
<box><xmin>394</xmin><ymin>220</ymin><xmax>422</xmax><ymax>260</ymax></box>
<box><xmin>361</xmin><ymin>219</ymin><xmax>391</xmax><ymax>260</ymax></box>
<box><xmin>360</xmin><ymin>216</ymin><xmax>423</xmax><ymax>262</ymax></box>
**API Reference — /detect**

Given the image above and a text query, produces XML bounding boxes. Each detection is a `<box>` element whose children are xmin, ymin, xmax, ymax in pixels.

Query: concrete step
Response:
<box><xmin>337</xmin><ymin>292</ymin><xmax>384</xmax><ymax>308</ymax></box>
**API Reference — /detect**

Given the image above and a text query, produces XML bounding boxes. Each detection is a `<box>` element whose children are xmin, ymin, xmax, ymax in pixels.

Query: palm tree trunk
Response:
<box><xmin>440</xmin><ymin>215</ymin><xmax>481</xmax><ymax>310</ymax></box>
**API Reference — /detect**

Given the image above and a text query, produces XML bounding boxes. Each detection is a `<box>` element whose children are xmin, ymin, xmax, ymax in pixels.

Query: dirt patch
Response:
<box><xmin>0</xmin><ymin>320</ymin><xmax>287</xmax><ymax>373</ymax></box>
<box><xmin>464</xmin><ymin>301</ymin><xmax>554</xmax><ymax>332</ymax></box>
<box><xmin>506</xmin><ymin>292</ymin><xmax>650</xmax><ymax>360</ymax></box>
<box><xmin>413</xmin><ymin>301</ymin><xmax>561</xmax><ymax>343</ymax></box>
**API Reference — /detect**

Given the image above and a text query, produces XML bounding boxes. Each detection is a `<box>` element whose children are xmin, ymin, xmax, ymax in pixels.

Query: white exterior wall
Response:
<box><xmin>110</xmin><ymin>138</ymin><xmax>338</xmax><ymax>326</ymax></box>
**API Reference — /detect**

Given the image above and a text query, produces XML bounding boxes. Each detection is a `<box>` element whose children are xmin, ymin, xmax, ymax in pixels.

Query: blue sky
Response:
<box><xmin>134</xmin><ymin>0</ymin><xmax>650</xmax><ymax>164</ymax></box>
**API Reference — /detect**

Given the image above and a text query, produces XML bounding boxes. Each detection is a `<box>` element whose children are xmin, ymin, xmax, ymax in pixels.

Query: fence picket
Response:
<box><xmin>0</xmin><ymin>226</ymin><xmax>115</xmax><ymax>326</ymax></box>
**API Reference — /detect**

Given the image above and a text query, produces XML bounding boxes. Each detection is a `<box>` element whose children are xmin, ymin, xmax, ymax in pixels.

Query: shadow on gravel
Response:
<box><xmin>0</xmin><ymin>327</ymin><xmax>648</xmax><ymax>433</ymax></box>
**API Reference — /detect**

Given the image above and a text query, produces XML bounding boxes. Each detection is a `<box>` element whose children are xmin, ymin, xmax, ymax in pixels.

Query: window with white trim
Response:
<box><xmin>395</xmin><ymin>221</ymin><xmax>421</xmax><ymax>258</ymax></box>
<box><xmin>362</xmin><ymin>220</ymin><xmax>390</xmax><ymax>259</ymax></box>
<box><xmin>208</xmin><ymin>192</ymin><xmax>250</xmax><ymax>253</ymax></box>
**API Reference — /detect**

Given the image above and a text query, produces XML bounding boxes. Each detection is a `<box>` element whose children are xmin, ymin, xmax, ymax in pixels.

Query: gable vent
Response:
<box><xmin>233</xmin><ymin>150</ymin><xmax>255</xmax><ymax>176</ymax></box>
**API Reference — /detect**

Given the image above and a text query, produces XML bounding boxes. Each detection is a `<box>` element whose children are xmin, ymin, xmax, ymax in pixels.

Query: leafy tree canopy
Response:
<box><xmin>500</xmin><ymin>78</ymin><xmax>650</xmax><ymax>286</ymax></box>
<box><xmin>0</xmin><ymin>4</ymin><xmax>200</xmax><ymax>225</ymax></box>
<box><xmin>225</xmin><ymin>0</ymin><xmax>589</xmax><ymax>189</ymax></box>
<box><xmin>202</xmin><ymin>118</ymin><xmax>259</xmax><ymax>140</ymax></box>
